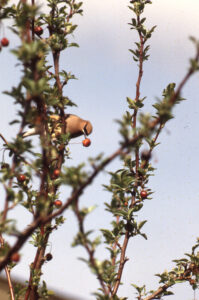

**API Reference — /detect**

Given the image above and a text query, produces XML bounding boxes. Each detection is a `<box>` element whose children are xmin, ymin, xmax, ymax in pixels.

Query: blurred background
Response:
<box><xmin>0</xmin><ymin>0</ymin><xmax>199</xmax><ymax>299</ymax></box>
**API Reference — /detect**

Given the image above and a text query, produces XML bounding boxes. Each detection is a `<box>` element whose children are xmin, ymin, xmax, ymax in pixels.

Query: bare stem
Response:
<box><xmin>5</xmin><ymin>267</ymin><xmax>16</xmax><ymax>300</ymax></box>
<box><xmin>112</xmin><ymin>232</ymin><xmax>129</xmax><ymax>296</ymax></box>
<box><xmin>74</xmin><ymin>200</ymin><xmax>109</xmax><ymax>295</ymax></box>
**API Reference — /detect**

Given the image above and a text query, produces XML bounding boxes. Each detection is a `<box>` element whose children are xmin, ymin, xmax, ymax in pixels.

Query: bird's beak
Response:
<box><xmin>82</xmin><ymin>128</ymin><xmax>87</xmax><ymax>138</ymax></box>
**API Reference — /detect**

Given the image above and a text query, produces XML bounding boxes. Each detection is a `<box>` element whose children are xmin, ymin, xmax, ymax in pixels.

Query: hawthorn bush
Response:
<box><xmin>0</xmin><ymin>0</ymin><xmax>199</xmax><ymax>300</ymax></box>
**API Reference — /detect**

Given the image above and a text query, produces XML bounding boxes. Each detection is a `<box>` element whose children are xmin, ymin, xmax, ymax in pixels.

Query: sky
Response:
<box><xmin>0</xmin><ymin>0</ymin><xmax>199</xmax><ymax>299</ymax></box>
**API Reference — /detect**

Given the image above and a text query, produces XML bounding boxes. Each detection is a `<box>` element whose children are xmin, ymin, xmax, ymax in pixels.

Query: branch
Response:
<box><xmin>74</xmin><ymin>200</ymin><xmax>109</xmax><ymax>295</ymax></box>
<box><xmin>4</xmin><ymin>266</ymin><xmax>15</xmax><ymax>300</ymax></box>
<box><xmin>112</xmin><ymin>231</ymin><xmax>130</xmax><ymax>296</ymax></box>
<box><xmin>0</xmin><ymin>217</ymin><xmax>43</xmax><ymax>271</ymax></box>
<box><xmin>143</xmin><ymin>270</ymin><xmax>193</xmax><ymax>300</ymax></box>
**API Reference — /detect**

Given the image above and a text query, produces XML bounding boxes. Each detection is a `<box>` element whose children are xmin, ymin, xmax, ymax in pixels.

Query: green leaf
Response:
<box><xmin>138</xmin><ymin>220</ymin><xmax>147</xmax><ymax>230</ymax></box>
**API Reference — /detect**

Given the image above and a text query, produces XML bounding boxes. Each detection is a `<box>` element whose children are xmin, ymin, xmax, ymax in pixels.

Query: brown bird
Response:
<box><xmin>22</xmin><ymin>114</ymin><xmax>93</xmax><ymax>140</ymax></box>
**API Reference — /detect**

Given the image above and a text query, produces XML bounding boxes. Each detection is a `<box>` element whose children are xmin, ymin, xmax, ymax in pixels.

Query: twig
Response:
<box><xmin>74</xmin><ymin>200</ymin><xmax>109</xmax><ymax>295</ymax></box>
<box><xmin>143</xmin><ymin>270</ymin><xmax>193</xmax><ymax>300</ymax></box>
<box><xmin>66</xmin><ymin>0</ymin><xmax>75</xmax><ymax>23</ymax></box>
<box><xmin>4</xmin><ymin>267</ymin><xmax>15</xmax><ymax>300</ymax></box>
<box><xmin>112</xmin><ymin>231</ymin><xmax>130</xmax><ymax>296</ymax></box>
<box><xmin>0</xmin><ymin>133</ymin><xmax>8</xmax><ymax>145</ymax></box>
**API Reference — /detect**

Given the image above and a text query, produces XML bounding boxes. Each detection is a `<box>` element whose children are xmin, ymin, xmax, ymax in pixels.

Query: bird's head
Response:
<box><xmin>82</xmin><ymin>121</ymin><xmax>93</xmax><ymax>137</ymax></box>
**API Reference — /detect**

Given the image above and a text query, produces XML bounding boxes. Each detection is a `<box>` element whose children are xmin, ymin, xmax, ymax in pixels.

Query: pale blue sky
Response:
<box><xmin>0</xmin><ymin>0</ymin><xmax>199</xmax><ymax>299</ymax></box>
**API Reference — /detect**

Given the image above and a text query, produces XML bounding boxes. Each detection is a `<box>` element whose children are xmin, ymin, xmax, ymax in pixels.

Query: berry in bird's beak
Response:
<box><xmin>82</xmin><ymin>138</ymin><xmax>91</xmax><ymax>147</ymax></box>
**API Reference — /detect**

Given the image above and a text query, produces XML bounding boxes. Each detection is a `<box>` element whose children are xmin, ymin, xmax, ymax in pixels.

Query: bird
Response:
<box><xmin>22</xmin><ymin>114</ymin><xmax>93</xmax><ymax>140</ymax></box>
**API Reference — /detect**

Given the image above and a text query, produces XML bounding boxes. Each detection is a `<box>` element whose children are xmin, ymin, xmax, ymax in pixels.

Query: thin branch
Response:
<box><xmin>5</xmin><ymin>267</ymin><xmax>16</xmax><ymax>300</ymax></box>
<box><xmin>74</xmin><ymin>200</ymin><xmax>109</xmax><ymax>295</ymax></box>
<box><xmin>143</xmin><ymin>270</ymin><xmax>193</xmax><ymax>300</ymax></box>
<box><xmin>66</xmin><ymin>0</ymin><xmax>75</xmax><ymax>23</ymax></box>
<box><xmin>144</xmin><ymin>285</ymin><xmax>169</xmax><ymax>300</ymax></box>
<box><xmin>112</xmin><ymin>231</ymin><xmax>130</xmax><ymax>296</ymax></box>
<box><xmin>132</xmin><ymin>14</ymin><xmax>145</xmax><ymax>129</ymax></box>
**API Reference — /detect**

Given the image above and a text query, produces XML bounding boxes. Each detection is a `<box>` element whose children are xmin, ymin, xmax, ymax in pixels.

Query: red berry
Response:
<box><xmin>34</xmin><ymin>26</ymin><xmax>43</xmax><ymax>35</ymax></box>
<box><xmin>1</xmin><ymin>37</ymin><xmax>9</xmax><ymax>47</ymax></box>
<box><xmin>54</xmin><ymin>200</ymin><xmax>62</xmax><ymax>207</ymax></box>
<box><xmin>45</xmin><ymin>253</ymin><xmax>53</xmax><ymax>261</ymax></box>
<box><xmin>124</xmin><ymin>201</ymin><xmax>128</xmax><ymax>206</ymax></box>
<box><xmin>11</xmin><ymin>252</ymin><xmax>20</xmax><ymax>262</ymax></box>
<box><xmin>140</xmin><ymin>190</ymin><xmax>148</xmax><ymax>199</ymax></box>
<box><xmin>82</xmin><ymin>138</ymin><xmax>91</xmax><ymax>147</ymax></box>
<box><xmin>17</xmin><ymin>174</ymin><xmax>26</xmax><ymax>182</ymax></box>
<box><xmin>53</xmin><ymin>169</ymin><xmax>60</xmax><ymax>178</ymax></box>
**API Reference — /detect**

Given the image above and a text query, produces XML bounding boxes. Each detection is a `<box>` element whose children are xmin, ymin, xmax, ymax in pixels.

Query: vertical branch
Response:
<box><xmin>112</xmin><ymin>231</ymin><xmax>129</xmax><ymax>296</ymax></box>
<box><xmin>132</xmin><ymin>13</ymin><xmax>145</xmax><ymax>191</ymax></box>
<box><xmin>74</xmin><ymin>200</ymin><xmax>109</xmax><ymax>296</ymax></box>
<box><xmin>110</xmin><ymin>13</ymin><xmax>146</xmax><ymax>286</ymax></box>
<box><xmin>133</xmin><ymin>14</ymin><xmax>144</xmax><ymax>129</ymax></box>
<box><xmin>112</xmin><ymin>10</ymin><xmax>146</xmax><ymax>297</ymax></box>
<box><xmin>31</xmin><ymin>0</ymin><xmax>35</xmax><ymax>41</ymax></box>
<box><xmin>20</xmin><ymin>0</ymin><xmax>31</xmax><ymax>43</ymax></box>
<box><xmin>52</xmin><ymin>50</ymin><xmax>66</xmax><ymax>169</ymax></box>
<box><xmin>53</xmin><ymin>51</ymin><xmax>62</xmax><ymax>93</ymax></box>
<box><xmin>5</xmin><ymin>267</ymin><xmax>15</xmax><ymax>300</ymax></box>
